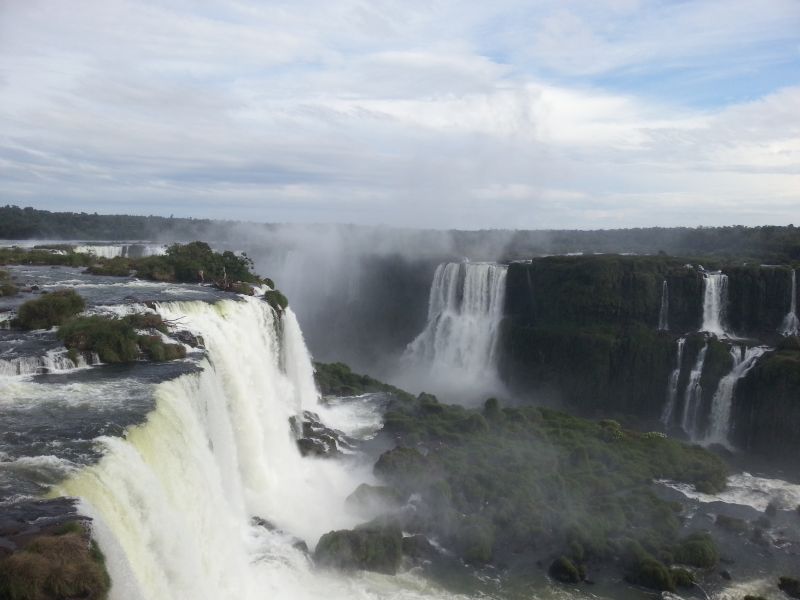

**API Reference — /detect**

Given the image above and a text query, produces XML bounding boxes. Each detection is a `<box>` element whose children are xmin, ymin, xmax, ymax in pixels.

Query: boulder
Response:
<box><xmin>314</xmin><ymin>527</ymin><xmax>402</xmax><ymax>575</ymax></box>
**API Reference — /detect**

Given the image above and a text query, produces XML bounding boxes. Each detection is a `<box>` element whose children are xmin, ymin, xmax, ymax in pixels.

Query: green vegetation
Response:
<box><xmin>371</xmin><ymin>394</ymin><xmax>727</xmax><ymax>590</ymax></box>
<box><xmin>134</xmin><ymin>241</ymin><xmax>259</xmax><ymax>285</ymax></box>
<box><xmin>0</xmin><ymin>269</ymin><xmax>16</xmax><ymax>297</ymax></box>
<box><xmin>314</xmin><ymin>362</ymin><xmax>413</xmax><ymax>399</ymax></box>
<box><xmin>733</xmin><ymin>342</ymin><xmax>800</xmax><ymax>459</ymax></box>
<box><xmin>0</xmin><ymin>530</ymin><xmax>110</xmax><ymax>600</ymax></box>
<box><xmin>15</xmin><ymin>290</ymin><xmax>86</xmax><ymax>329</ymax></box>
<box><xmin>0</xmin><ymin>246</ymin><xmax>95</xmax><ymax>268</ymax></box>
<box><xmin>58</xmin><ymin>314</ymin><xmax>185</xmax><ymax>364</ymax></box>
<box><xmin>314</xmin><ymin>527</ymin><xmax>403</xmax><ymax>575</ymax></box>
<box><xmin>264</xmin><ymin>289</ymin><xmax>288</xmax><ymax>313</ymax></box>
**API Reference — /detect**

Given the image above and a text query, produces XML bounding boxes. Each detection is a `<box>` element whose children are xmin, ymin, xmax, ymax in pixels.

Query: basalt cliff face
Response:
<box><xmin>499</xmin><ymin>256</ymin><xmax>800</xmax><ymax>459</ymax></box>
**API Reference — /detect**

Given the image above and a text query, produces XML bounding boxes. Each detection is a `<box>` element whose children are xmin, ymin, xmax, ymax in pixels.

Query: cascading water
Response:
<box><xmin>705</xmin><ymin>345</ymin><xmax>768</xmax><ymax>445</ymax></box>
<box><xmin>701</xmin><ymin>271</ymin><xmax>729</xmax><ymax>337</ymax></box>
<box><xmin>658</xmin><ymin>280</ymin><xmax>669</xmax><ymax>331</ymax></box>
<box><xmin>401</xmin><ymin>262</ymin><xmax>507</xmax><ymax>402</ymax></box>
<box><xmin>0</xmin><ymin>349</ymin><xmax>93</xmax><ymax>377</ymax></box>
<box><xmin>53</xmin><ymin>297</ymin><xmax>439</xmax><ymax>600</ymax></box>
<box><xmin>680</xmin><ymin>342</ymin><xmax>708</xmax><ymax>438</ymax></box>
<box><xmin>660</xmin><ymin>337</ymin><xmax>685</xmax><ymax>427</ymax></box>
<box><xmin>779</xmin><ymin>268</ymin><xmax>799</xmax><ymax>336</ymax></box>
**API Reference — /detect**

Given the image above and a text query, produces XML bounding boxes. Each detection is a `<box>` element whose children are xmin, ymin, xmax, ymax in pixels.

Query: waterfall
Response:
<box><xmin>705</xmin><ymin>345</ymin><xmax>768</xmax><ymax>445</ymax></box>
<box><xmin>0</xmin><ymin>349</ymin><xmax>89</xmax><ymax>377</ymax></box>
<box><xmin>661</xmin><ymin>337</ymin><xmax>685</xmax><ymax>426</ymax></box>
<box><xmin>701</xmin><ymin>271</ymin><xmax>729</xmax><ymax>337</ymax></box>
<box><xmin>779</xmin><ymin>269</ymin><xmax>799</xmax><ymax>336</ymax></box>
<box><xmin>680</xmin><ymin>342</ymin><xmax>708</xmax><ymax>438</ymax></box>
<box><xmin>53</xmin><ymin>296</ymin><xmax>421</xmax><ymax>600</ymax></box>
<box><xmin>401</xmin><ymin>262</ymin><xmax>507</xmax><ymax>402</ymax></box>
<box><xmin>658</xmin><ymin>280</ymin><xmax>669</xmax><ymax>331</ymax></box>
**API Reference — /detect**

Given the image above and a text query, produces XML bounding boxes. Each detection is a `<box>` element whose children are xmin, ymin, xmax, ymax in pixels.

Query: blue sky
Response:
<box><xmin>0</xmin><ymin>0</ymin><xmax>799</xmax><ymax>229</ymax></box>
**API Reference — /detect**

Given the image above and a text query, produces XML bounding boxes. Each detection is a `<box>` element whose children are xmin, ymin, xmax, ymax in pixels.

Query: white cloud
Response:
<box><xmin>0</xmin><ymin>0</ymin><xmax>798</xmax><ymax>228</ymax></box>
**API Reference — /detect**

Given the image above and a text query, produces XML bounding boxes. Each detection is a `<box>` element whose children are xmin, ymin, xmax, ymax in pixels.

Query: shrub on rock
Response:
<box><xmin>314</xmin><ymin>527</ymin><xmax>402</xmax><ymax>575</ymax></box>
<box><xmin>16</xmin><ymin>290</ymin><xmax>85</xmax><ymax>329</ymax></box>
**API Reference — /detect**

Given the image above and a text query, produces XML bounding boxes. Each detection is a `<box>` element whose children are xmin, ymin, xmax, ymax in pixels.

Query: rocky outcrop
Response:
<box><xmin>314</xmin><ymin>526</ymin><xmax>403</xmax><ymax>574</ymax></box>
<box><xmin>732</xmin><ymin>338</ymin><xmax>800</xmax><ymax>459</ymax></box>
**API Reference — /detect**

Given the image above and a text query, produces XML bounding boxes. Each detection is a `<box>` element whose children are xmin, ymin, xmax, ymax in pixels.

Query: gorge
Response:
<box><xmin>1</xmin><ymin>227</ymin><xmax>800</xmax><ymax>600</ymax></box>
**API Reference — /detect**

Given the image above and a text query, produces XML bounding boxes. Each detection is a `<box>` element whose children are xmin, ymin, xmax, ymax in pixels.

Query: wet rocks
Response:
<box><xmin>314</xmin><ymin>526</ymin><xmax>403</xmax><ymax>575</ymax></box>
<box><xmin>291</xmin><ymin>411</ymin><xmax>357</xmax><ymax>458</ymax></box>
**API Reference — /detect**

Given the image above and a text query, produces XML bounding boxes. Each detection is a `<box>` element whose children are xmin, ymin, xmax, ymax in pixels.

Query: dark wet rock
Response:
<box><xmin>290</xmin><ymin>411</ymin><xmax>357</xmax><ymax>458</ymax></box>
<box><xmin>346</xmin><ymin>484</ymin><xmax>405</xmax><ymax>515</ymax></box>
<box><xmin>549</xmin><ymin>556</ymin><xmax>583</xmax><ymax>583</ymax></box>
<box><xmin>251</xmin><ymin>516</ymin><xmax>278</xmax><ymax>532</ymax></box>
<box><xmin>173</xmin><ymin>330</ymin><xmax>204</xmax><ymax>348</ymax></box>
<box><xmin>0</xmin><ymin>498</ymin><xmax>87</xmax><ymax>555</ymax></box>
<box><xmin>314</xmin><ymin>526</ymin><xmax>403</xmax><ymax>575</ymax></box>
<box><xmin>401</xmin><ymin>534</ymin><xmax>437</xmax><ymax>561</ymax></box>
<box><xmin>780</xmin><ymin>576</ymin><xmax>800</xmax><ymax>599</ymax></box>
<box><xmin>293</xmin><ymin>540</ymin><xmax>309</xmax><ymax>555</ymax></box>
<box><xmin>720</xmin><ymin>569</ymin><xmax>732</xmax><ymax>580</ymax></box>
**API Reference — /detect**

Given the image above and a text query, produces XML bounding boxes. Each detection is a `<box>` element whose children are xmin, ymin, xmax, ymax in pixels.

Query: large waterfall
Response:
<box><xmin>701</xmin><ymin>272</ymin><xmax>729</xmax><ymax>337</ymax></box>
<box><xmin>780</xmin><ymin>268</ymin><xmax>799</xmax><ymax>336</ymax></box>
<box><xmin>400</xmin><ymin>262</ymin><xmax>507</xmax><ymax>402</ymax></box>
<box><xmin>53</xmin><ymin>297</ymin><xmax>442</xmax><ymax>600</ymax></box>
<box><xmin>680</xmin><ymin>342</ymin><xmax>708</xmax><ymax>438</ymax></box>
<box><xmin>705</xmin><ymin>345</ymin><xmax>768</xmax><ymax>445</ymax></box>
<box><xmin>658</xmin><ymin>280</ymin><xmax>669</xmax><ymax>331</ymax></box>
<box><xmin>661</xmin><ymin>337</ymin><xmax>685</xmax><ymax>426</ymax></box>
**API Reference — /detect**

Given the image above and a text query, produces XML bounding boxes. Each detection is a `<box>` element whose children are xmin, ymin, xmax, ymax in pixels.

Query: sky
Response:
<box><xmin>0</xmin><ymin>0</ymin><xmax>799</xmax><ymax>230</ymax></box>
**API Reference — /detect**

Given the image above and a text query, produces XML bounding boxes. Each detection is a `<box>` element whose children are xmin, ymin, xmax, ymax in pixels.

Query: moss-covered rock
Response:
<box><xmin>625</xmin><ymin>556</ymin><xmax>675</xmax><ymax>592</ymax></box>
<box><xmin>674</xmin><ymin>532</ymin><xmax>718</xmax><ymax>568</ymax></box>
<box><xmin>264</xmin><ymin>289</ymin><xmax>289</xmax><ymax>313</ymax></box>
<box><xmin>15</xmin><ymin>290</ymin><xmax>86</xmax><ymax>329</ymax></box>
<box><xmin>549</xmin><ymin>556</ymin><xmax>583</xmax><ymax>583</ymax></box>
<box><xmin>0</xmin><ymin>531</ymin><xmax>110</xmax><ymax>600</ymax></box>
<box><xmin>314</xmin><ymin>527</ymin><xmax>403</xmax><ymax>575</ymax></box>
<box><xmin>57</xmin><ymin>313</ymin><xmax>184</xmax><ymax>364</ymax></box>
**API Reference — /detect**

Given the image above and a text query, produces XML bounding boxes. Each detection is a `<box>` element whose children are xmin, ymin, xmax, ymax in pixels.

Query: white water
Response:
<box><xmin>701</xmin><ymin>272</ymin><xmax>729</xmax><ymax>337</ymax></box>
<box><xmin>660</xmin><ymin>337</ymin><xmax>685</xmax><ymax>427</ymax></box>
<box><xmin>0</xmin><ymin>349</ymin><xmax>94</xmax><ymax>378</ymax></box>
<box><xmin>658</xmin><ymin>280</ymin><xmax>669</xmax><ymax>331</ymax></box>
<box><xmin>779</xmin><ymin>268</ymin><xmax>799</xmax><ymax>336</ymax></box>
<box><xmin>661</xmin><ymin>472</ymin><xmax>800</xmax><ymax>512</ymax></box>
<box><xmin>680</xmin><ymin>342</ymin><xmax>707</xmax><ymax>438</ymax></box>
<box><xmin>54</xmin><ymin>296</ymin><xmax>462</xmax><ymax>600</ymax></box>
<box><xmin>74</xmin><ymin>244</ymin><xmax>167</xmax><ymax>259</ymax></box>
<box><xmin>401</xmin><ymin>262</ymin><xmax>507</xmax><ymax>402</ymax></box>
<box><xmin>704</xmin><ymin>345</ymin><xmax>768</xmax><ymax>445</ymax></box>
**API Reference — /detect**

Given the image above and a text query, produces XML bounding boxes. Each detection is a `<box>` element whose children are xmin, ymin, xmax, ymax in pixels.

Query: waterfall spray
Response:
<box><xmin>658</xmin><ymin>280</ymin><xmax>669</xmax><ymax>331</ymax></box>
<box><xmin>681</xmin><ymin>343</ymin><xmax>708</xmax><ymax>438</ymax></box>
<box><xmin>705</xmin><ymin>345</ymin><xmax>768</xmax><ymax>445</ymax></box>
<box><xmin>701</xmin><ymin>272</ymin><xmax>729</xmax><ymax>337</ymax></box>
<box><xmin>661</xmin><ymin>337</ymin><xmax>685</xmax><ymax>427</ymax></box>
<box><xmin>401</xmin><ymin>262</ymin><xmax>507</xmax><ymax>402</ymax></box>
<box><xmin>779</xmin><ymin>269</ymin><xmax>799</xmax><ymax>336</ymax></box>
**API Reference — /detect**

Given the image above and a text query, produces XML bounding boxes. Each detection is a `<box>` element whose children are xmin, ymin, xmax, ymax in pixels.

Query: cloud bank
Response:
<box><xmin>0</xmin><ymin>0</ymin><xmax>798</xmax><ymax>228</ymax></box>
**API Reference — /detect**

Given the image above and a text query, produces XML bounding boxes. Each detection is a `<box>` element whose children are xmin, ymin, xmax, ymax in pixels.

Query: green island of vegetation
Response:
<box><xmin>317</xmin><ymin>388</ymin><xmax>729</xmax><ymax>594</ymax></box>
<box><xmin>0</xmin><ymin>521</ymin><xmax>110</xmax><ymax>600</ymax></box>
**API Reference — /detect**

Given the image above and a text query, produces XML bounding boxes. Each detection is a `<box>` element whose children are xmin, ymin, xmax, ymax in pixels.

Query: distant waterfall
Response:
<box><xmin>701</xmin><ymin>272</ymin><xmax>729</xmax><ymax>337</ymax></box>
<box><xmin>661</xmin><ymin>337</ymin><xmax>685</xmax><ymax>426</ymax></box>
<box><xmin>705</xmin><ymin>345</ymin><xmax>768</xmax><ymax>445</ymax></box>
<box><xmin>780</xmin><ymin>269</ymin><xmax>799</xmax><ymax>336</ymax></box>
<box><xmin>401</xmin><ymin>262</ymin><xmax>507</xmax><ymax>402</ymax></box>
<box><xmin>680</xmin><ymin>342</ymin><xmax>708</xmax><ymax>438</ymax></box>
<box><xmin>658</xmin><ymin>280</ymin><xmax>669</xmax><ymax>331</ymax></box>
